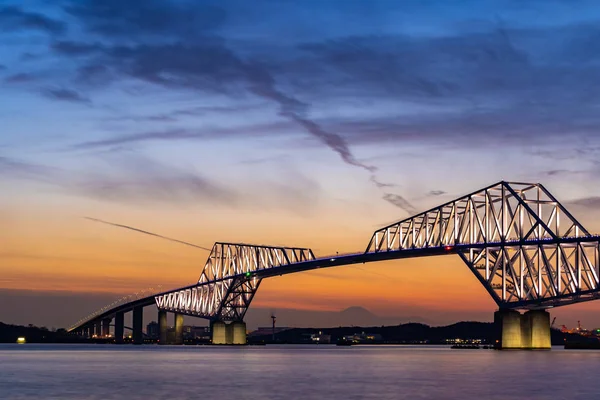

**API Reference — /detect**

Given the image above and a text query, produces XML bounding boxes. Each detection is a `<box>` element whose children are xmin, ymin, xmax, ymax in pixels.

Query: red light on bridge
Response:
<box><xmin>444</xmin><ymin>245</ymin><xmax>453</xmax><ymax>251</ymax></box>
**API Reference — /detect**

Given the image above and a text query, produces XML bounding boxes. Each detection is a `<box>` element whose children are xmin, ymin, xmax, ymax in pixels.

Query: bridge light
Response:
<box><xmin>245</xmin><ymin>272</ymin><xmax>252</xmax><ymax>277</ymax></box>
<box><xmin>444</xmin><ymin>245</ymin><xmax>453</xmax><ymax>251</ymax></box>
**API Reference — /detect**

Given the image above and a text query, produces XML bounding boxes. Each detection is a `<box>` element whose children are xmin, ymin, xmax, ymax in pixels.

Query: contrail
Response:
<box><xmin>84</xmin><ymin>217</ymin><xmax>212</xmax><ymax>251</ymax></box>
<box><xmin>85</xmin><ymin>217</ymin><xmax>402</xmax><ymax>282</ymax></box>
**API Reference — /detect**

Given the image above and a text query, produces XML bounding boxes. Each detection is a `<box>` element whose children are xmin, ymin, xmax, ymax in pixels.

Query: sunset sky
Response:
<box><xmin>2</xmin><ymin>0</ymin><xmax>600</xmax><ymax>330</ymax></box>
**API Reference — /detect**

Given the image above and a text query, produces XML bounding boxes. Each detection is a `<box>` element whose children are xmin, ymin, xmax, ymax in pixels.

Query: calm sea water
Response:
<box><xmin>0</xmin><ymin>344</ymin><xmax>599</xmax><ymax>399</ymax></box>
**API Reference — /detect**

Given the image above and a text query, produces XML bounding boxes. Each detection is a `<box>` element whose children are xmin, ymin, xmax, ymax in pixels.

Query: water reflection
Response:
<box><xmin>0</xmin><ymin>344</ymin><xmax>598</xmax><ymax>399</ymax></box>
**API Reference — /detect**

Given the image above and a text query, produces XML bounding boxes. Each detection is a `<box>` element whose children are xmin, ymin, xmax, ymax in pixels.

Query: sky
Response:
<box><xmin>2</xmin><ymin>0</ymin><xmax>600</xmax><ymax>330</ymax></box>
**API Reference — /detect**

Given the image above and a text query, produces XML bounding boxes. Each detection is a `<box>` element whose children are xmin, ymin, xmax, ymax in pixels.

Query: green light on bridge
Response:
<box><xmin>245</xmin><ymin>272</ymin><xmax>252</xmax><ymax>277</ymax></box>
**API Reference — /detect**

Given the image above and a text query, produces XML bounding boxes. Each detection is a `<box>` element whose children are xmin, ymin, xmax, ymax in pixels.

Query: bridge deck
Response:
<box><xmin>69</xmin><ymin>236</ymin><xmax>600</xmax><ymax>332</ymax></box>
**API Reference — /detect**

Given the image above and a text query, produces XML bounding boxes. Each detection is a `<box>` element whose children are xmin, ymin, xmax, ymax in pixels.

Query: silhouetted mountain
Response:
<box><xmin>249</xmin><ymin>321</ymin><xmax>571</xmax><ymax>345</ymax></box>
<box><xmin>245</xmin><ymin>306</ymin><xmax>431</xmax><ymax>329</ymax></box>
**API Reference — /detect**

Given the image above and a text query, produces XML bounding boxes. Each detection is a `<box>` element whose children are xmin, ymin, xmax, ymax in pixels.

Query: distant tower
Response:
<box><xmin>271</xmin><ymin>313</ymin><xmax>276</xmax><ymax>342</ymax></box>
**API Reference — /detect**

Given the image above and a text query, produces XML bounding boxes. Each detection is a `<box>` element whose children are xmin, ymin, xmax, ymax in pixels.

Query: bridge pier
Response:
<box><xmin>95</xmin><ymin>322</ymin><xmax>102</xmax><ymax>338</ymax></box>
<box><xmin>83</xmin><ymin>326</ymin><xmax>90</xmax><ymax>338</ymax></box>
<box><xmin>158</xmin><ymin>310</ymin><xmax>168</xmax><ymax>344</ymax></box>
<box><xmin>132</xmin><ymin>306</ymin><xmax>143</xmax><ymax>345</ymax></box>
<box><xmin>102</xmin><ymin>318</ymin><xmax>111</xmax><ymax>338</ymax></box>
<box><xmin>494</xmin><ymin>309</ymin><xmax>551</xmax><ymax>350</ymax></box>
<box><xmin>210</xmin><ymin>321</ymin><xmax>246</xmax><ymax>345</ymax></box>
<box><xmin>230</xmin><ymin>321</ymin><xmax>247</xmax><ymax>345</ymax></box>
<box><xmin>174</xmin><ymin>313</ymin><xmax>184</xmax><ymax>345</ymax></box>
<box><xmin>211</xmin><ymin>321</ymin><xmax>227</xmax><ymax>344</ymax></box>
<box><xmin>114</xmin><ymin>312</ymin><xmax>124</xmax><ymax>343</ymax></box>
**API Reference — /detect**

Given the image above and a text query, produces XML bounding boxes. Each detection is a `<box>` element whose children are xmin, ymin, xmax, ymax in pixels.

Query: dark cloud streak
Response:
<box><xmin>42</xmin><ymin>88</ymin><xmax>91</xmax><ymax>104</ymax></box>
<box><xmin>0</xmin><ymin>6</ymin><xmax>65</xmax><ymax>34</ymax></box>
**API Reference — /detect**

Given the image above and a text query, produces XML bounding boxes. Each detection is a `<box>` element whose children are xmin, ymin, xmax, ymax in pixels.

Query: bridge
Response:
<box><xmin>68</xmin><ymin>181</ymin><xmax>600</xmax><ymax>349</ymax></box>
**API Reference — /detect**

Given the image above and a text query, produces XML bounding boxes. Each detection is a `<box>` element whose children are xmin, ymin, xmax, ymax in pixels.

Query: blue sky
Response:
<box><xmin>3</xmin><ymin>0</ymin><xmax>600</xmax><ymax>327</ymax></box>
<box><xmin>2</xmin><ymin>0</ymin><xmax>600</xmax><ymax>211</ymax></box>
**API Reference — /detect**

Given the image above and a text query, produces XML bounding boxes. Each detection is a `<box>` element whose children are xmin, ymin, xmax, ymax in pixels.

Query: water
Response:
<box><xmin>1</xmin><ymin>344</ymin><xmax>599</xmax><ymax>399</ymax></box>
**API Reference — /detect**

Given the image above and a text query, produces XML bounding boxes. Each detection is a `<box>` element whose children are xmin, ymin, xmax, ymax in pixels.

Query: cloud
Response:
<box><xmin>0</xmin><ymin>5</ymin><xmax>66</xmax><ymax>34</ymax></box>
<box><xmin>35</xmin><ymin>1</ymin><xmax>600</xmax><ymax>214</ymax></box>
<box><xmin>4</xmin><ymin>73</ymin><xmax>36</xmax><ymax>83</ymax></box>
<box><xmin>0</xmin><ymin>155</ymin><xmax>56</xmax><ymax>181</ymax></box>
<box><xmin>67</xmin><ymin>155</ymin><xmax>235</xmax><ymax>205</ymax></box>
<box><xmin>0</xmin><ymin>152</ymin><xmax>235</xmax><ymax>206</ymax></box>
<box><xmin>569</xmin><ymin>197</ymin><xmax>600</xmax><ymax>209</ymax></box>
<box><xmin>41</xmin><ymin>88</ymin><xmax>91</xmax><ymax>103</ymax></box>
<box><xmin>382</xmin><ymin>193</ymin><xmax>416</xmax><ymax>214</ymax></box>
<box><xmin>429</xmin><ymin>190</ymin><xmax>446</xmax><ymax>196</ymax></box>
<box><xmin>51</xmin><ymin>7</ymin><xmax>418</xmax><ymax>213</ymax></box>
<box><xmin>64</xmin><ymin>0</ymin><xmax>226</xmax><ymax>39</ymax></box>
<box><xmin>70</xmin><ymin>122</ymin><xmax>293</xmax><ymax>150</ymax></box>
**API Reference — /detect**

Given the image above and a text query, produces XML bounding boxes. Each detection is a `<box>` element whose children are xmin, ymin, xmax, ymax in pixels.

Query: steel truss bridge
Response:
<box><xmin>69</xmin><ymin>181</ymin><xmax>600</xmax><ymax>334</ymax></box>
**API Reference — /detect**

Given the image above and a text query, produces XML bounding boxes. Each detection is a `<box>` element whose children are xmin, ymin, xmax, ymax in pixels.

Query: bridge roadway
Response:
<box><xmin>69</xmin><ymin>236</ymin><xmax>600</xmax><ymax>340</ymax></box>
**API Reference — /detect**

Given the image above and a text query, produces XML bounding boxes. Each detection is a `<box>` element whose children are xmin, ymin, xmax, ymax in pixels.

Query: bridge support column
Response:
<box><xmin>211</xmin><ymin>321</ymin><xmax>227</xmax><ymax>344</ymax></box>
<box><xmin>95</xmin><ymin>322</ymin><xmax>102</xmax><ymax>338</ymax></box>
<box><xmin>494</xmin><ymin>309</ymin><xmax>550</xmax><ymax>350</ymax></box>
<box><xmin>102</xmin><ymin>318</ymin><xmax>111</xmax><ymax>338</ymax></box>
<box><xmin>525</xmin><ymin>310</ymin><xmax>551</xmax><ymax>349</ymax></box>
<box><xmin>230</xmin><ymin>321</ymin><xmax>247</xmax><ymax>345</ymax></box>
<box><xmin>114</xmin><ymin>312</ymin><xmax>124</xmax><ymax>344</ymax></box>
<box><xmin>132</xmin><ymin>307</ymin><xmax>143</xmax><ymax>345</ymax></box>
<box><xmin>174</xmin><ymin>313</ymin><xmax>184</xmax><ymax>345</ymax></box>
<box><xmin>158</xmin><ymin>310</ymin><xmax>168</xmax><ymax>345</ymax></box>
<box><xmin>83</xmin><ymin>326</ymin><xmax>90</xmax><ymax>338</ymax></box>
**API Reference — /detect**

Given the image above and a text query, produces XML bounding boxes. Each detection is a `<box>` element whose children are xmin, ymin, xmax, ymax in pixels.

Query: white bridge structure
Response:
<box><xmin>70</xmin><ymin>181</ymin><xmax>600</xmax><ymax>349</ymax></box>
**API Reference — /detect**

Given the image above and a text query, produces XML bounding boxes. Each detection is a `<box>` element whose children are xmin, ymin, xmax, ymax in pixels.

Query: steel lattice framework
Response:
<box><xmin>155</xmin><ymin>242</ymin><xmax>315</xmax><ymax>321</ymax></box>
<box><xmin>69</xmin><ymin>181</ymin><xmax>600</xmax><ymax>332</ymax></box>
<box><xmin>366</xmin><ymin>181</ymin><xmax>600</xmax><ymax>309</ymax></box>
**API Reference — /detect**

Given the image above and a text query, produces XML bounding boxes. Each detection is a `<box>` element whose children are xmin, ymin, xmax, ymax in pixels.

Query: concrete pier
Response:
<box><xmin>114</xmin><ymin>312</ymin><xmax>124</xmax><ymax>343</ymax></box>
<box><xmin>526</xmin><ymin>310</ymin><xmax>552</xmax><ymax>349</ymax></box>
<box><xmin>494</xmin><ymin>309</ymin><xmax>551</xmax><ymax>349</ymax></box>
<box><xmin>230</xmin><ymin>321</ymin><xmax>247</xmax><ymax>345</ymax></box>
<box><xmin>211</xmin><ymin>321</ymin><xmax>227</xmax><ymax>344</ymax></box>
<box><xmin>132</xmin><ymin>307</ymin><xmax>143</xmax><ymax>345</ymax></box>
<box><xmin>158</xmin><ymin>310</ymin><xmax>168</xmax><ymax>345</ymax></box>
<box><xmin>101</xmin><ymin>319</ymin><xmax>111</xmax><ymax>338</ymax></box>
<box><xmin>210</xmin><ymin>321</ymin><xmax>246</xmax><ymax>344</ymax></box>
<box><xmin>174</xmin><ymin>313</ymin><xmax>184</xmax><ymax>345</ymax></box>
<box><xmin>95</xmin><ymin>322</ymin><xmax>102</xmax><ymax>338</ymax></box>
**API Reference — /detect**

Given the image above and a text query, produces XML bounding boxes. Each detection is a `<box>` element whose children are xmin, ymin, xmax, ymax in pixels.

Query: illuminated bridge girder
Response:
<box><xmin>155</xmin><ymin>242</ymin><xmax>315</xmax><ymax>321</ymax></box>
<box><xmin>366</xmin><ymin>181</ymin><xmax>599</xmax><ymax>308</ymax></box>
<box><xmin>70</xmin><ymin>181</ymin><xmax>600</xmax><ymax>332</ymax></box>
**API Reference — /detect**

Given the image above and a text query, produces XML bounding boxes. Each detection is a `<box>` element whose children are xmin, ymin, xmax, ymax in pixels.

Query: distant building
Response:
<box><xmin>147</xmin><ymin>321</ymin><xmax>159</xmax><ymax>339</ymax></box>
<box><xmin>183</xmin><ymin>326</ymin><xmax>210</xmax><ymax>340</ymax></box>
<box><xmin>444</xmin><ymin>338</ymin><xmax>483</xmax><ymax>345</ymax></box>
<box><xmin>342</xmin><ymin>332</ymin><xmax>383</xmax><ymax>343</ymax></box>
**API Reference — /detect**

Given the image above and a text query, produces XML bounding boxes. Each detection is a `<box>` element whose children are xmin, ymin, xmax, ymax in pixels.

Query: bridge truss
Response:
<box><xmin>70</xmin><ymin>181</ymin><xmax>600</xmax><ymax>332</ymax></box>
<box><xmin>155</xmin><ymin>243</ymin><xmax>315</xmax><ymax>321</ymax></box>
<box><xmin>366</xmin><ymin>181</ymin><xmax>600</xmax><ymax>309</ymax></box>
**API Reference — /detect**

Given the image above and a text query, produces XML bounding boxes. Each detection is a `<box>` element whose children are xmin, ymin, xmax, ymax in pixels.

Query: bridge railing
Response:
<box><xmin>68</xmin><ymin>286</ymin><xmax>162</xmax><ymax>332</ymax></box>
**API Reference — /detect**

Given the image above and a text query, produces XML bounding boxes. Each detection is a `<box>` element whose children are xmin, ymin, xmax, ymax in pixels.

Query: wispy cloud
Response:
<box><xmin>7</xmin><ymin>1</ymin><xmax>600</xmax><ymax>215</ymax></box>
<box><xmin>41</xmin><ymin>88</ymin><xmax>91</xmax><ymax>104</ymax></box>
<box><xmin>569</xmin><ymin>197</ymin><xmax>600</xmax><ymax>209</ymax></box>
<box><xmin>50</xmin><ymin>2</ymin><xmax>419</xmax><ymax>213</ymax></box>
<box><xmin>429</xmin><ymin>190</ymin><xmax>446</xmax><ymax>196</ymax></box>
<box><xmin>0</xmin><ymin>5</ymin><xmax>66</xmax><ymax>34</ymax></box>
<box><xmin>4</xmin><ymin>73</ymin><xmax>36</xmax><ymax>83</ymax></box>
<box><xmin>0</xmin><ymin>155</ymin><xmax>57</xmax><ymax>181</ymax></box>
